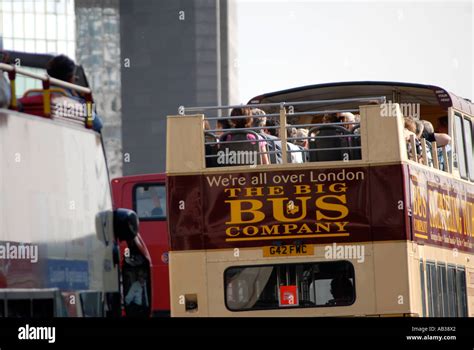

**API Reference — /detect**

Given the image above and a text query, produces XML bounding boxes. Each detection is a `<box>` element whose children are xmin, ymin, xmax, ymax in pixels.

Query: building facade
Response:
<box><xmin>120</xmin><ymin>0</ymin><xmax>238</xmax><ymax>175</ymax></box>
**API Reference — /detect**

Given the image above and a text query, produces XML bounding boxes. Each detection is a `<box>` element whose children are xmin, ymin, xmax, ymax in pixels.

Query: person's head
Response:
<box><xmin>421</xmin><ymin>120</ymin><xmax>434</xmax><ymax>135</ymax></box>
<box><xmin>265</xmin><ymin>118</ymin><xmax>278</xmax><ymax>136</ymax></box>
<box><xmin>436</xmin><ymin>116</ymin><xmax>449</xmax><ymax>134</ymax></box>
<box><xmin>294</xmin><ymin>128</ymin><xmax>309</xmax><ymax>148</ymax></box>
<box><xmin>337</xmin><ymin>112</ymin><xmax>356</xmax><ymax>131</ymax></box>
<box><xmin>322</xmin><ymin>113</ymin><xmax>339</xmax><ymax>124</ymax></box>
<box><xmin>229</xmin><ymin>107</ymin><xmax>252</xmax><ymax>129</ymax></box>
<box><xmin>404</xmin><ymin>117</ymin><xmax>417</xmax><ymax>134</ymax></box>
<box><xmin>330</xmin><ymin>276</ymin><xmax>353</xmax><ymax>300</ymax></box>
<box><xmin>216</xmin><ymin>117</ymin><xmax>231</xmax><ymax>137</ymax></box>
<box><xmin>415</xmin><ymin>120</ymin><xmax>424</xmax><ymax>139</ymax></box>
<box><xmin>287</xmin><ymin>125</ymin><xmax>297</xmax><ymax>139</ymax></box>
<box><xmin>251</xmin><ymin>108</ymin><xmax>267</xmax><ymax>129</ymax></box>
<box><xmin>46</xmin><ymin>54</ymin><xmax>76</xmax><ymax>83</ymax></box>
<box><xmin>151</xmin><ymin>189</ymin><xmax>161</xmax><ymax>208</ymax></box>
<box><xmin>203</xmin><ymin>119</ymin><xmax>210</xmax><ymax>131</ymax></box>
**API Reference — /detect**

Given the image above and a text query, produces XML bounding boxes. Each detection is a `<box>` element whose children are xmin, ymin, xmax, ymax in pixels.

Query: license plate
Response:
<box><xmin>263</xmin><ymin>244</ymin><xmax>313</xmax><ymax>257</ymax></box>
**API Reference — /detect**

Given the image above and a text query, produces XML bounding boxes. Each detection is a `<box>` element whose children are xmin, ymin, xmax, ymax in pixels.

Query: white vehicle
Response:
<box><xmin>0</xmin><ymin>53</ymin><xmax>149</xmax><ymax>317</ymax></box>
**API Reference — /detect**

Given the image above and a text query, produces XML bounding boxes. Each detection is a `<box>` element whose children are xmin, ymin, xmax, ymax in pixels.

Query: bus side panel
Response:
<box><xmin>0</xmin><ymin>110</ymin><xmax>117</xmax><ymax>298</ymax></box>
<box><xmin>368</xmin><ymin>164</ymin><xmax>408</xmax><ymax>241</ymax></box>
<box><xmin>408</xmin><ymin>163</ymin><xmax>474</xmax><ymax>253</ymax></box>
<box><xmin>167</xmin><ymin>175</ymin><xmax>204</xmax><ymax>250</ymax></box>
<box><xmin>169</xmin><ymin>165</ymin><xmax>410</xmax><ymax>251</ymax></box>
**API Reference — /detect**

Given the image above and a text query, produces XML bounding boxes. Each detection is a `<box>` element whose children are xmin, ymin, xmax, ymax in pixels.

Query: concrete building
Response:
<box><xmin>120</xmin><ymin>0</ymin><xmax>238</xmax><ymax>175</ymax></box>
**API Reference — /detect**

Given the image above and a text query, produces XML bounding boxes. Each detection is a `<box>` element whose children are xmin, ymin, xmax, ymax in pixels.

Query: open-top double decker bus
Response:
<box><xmin>0</xmin><ymin>54</ymin><xmax>149</xmax><ymax>317</ymax></box>
<box><xmin>166</xmin><ymin>81</ymin><xmax>473</xmax><ymax>317</ymax></box>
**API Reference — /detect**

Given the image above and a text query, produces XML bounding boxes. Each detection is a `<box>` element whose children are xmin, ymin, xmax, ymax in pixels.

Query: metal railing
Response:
<box><xmin>0</xmin><ymin>62</ymin><xmax>94</xmax><ymax>128</ymax></box>
<box><xmin>407</xmin><ymin>134</ymin><xmax>450</xmax><ymax>172</ymax></box>
<box><xmin>178</xmin><ymin>97</ymin><xmax>386</xmax><ymax>167</ymax></box>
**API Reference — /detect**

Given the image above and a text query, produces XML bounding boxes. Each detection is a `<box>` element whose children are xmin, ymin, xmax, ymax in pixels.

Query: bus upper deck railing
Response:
<box><xmin>178</xmin><ymin>97</ymin><xmax>385</xmax><ymax>167</ymax></box>
<box><xmin>0</xmin><ymin>62</ymin><xmax>94</xmax><ymax>128</ymax></box>
<box><xmin>168</xmin><ymin>97</ymin><xmax>452</xmax><ymax>173</ymax></box>
<box><xmin>407</xmin><ymin>134</ymin><xmax>450</xmax><ymax>172</ymax></box>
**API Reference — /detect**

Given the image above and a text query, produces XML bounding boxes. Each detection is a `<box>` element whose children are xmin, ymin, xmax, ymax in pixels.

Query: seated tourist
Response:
<box><xmin>46</xmin><ymin>55</ymin><xmax>103</xmax><ymax>132</ymax></box>
<box><xmin>221</xmin><ymin>107</ymin><xmax>269</xmax><ymax>165</ymax></box>
<box><xmin>252</xmin><ymin>108</ymin><xmax>281</xmax><ymax>164</ymax></box>
<box><xmin>216</xmin><ymin>117</ymin><xmax>231</xmax><ymax>137</ymax></box>
<box><xmin>404</xmin><ymin>117</ymin><xmax>423</xmax><ymax>162</ymax></box>
<box><xmin>337</xmin><ymin>112</ymin><xmax>356</xmax><ymax>131</ymax></box>
<box><xmin>422</xmin><ymin>119</ymin><xmax>450</xmax><ymax>171</ymax></box>
<box><xmin>422</xmin><ymin>119</ymin><xmax>451</xmax><ymax>146</ymax></box>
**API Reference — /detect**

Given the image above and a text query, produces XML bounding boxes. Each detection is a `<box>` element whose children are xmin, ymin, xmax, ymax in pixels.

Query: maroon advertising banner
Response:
<box><xmin>168</xmin><ymin>165</ymin><xmax>408</xmax><ymax>250</ymax></box>
<box><xmin>409</xmin><ymin>164</ymin><xmax>474</xmax><ymax>253</ymax></box>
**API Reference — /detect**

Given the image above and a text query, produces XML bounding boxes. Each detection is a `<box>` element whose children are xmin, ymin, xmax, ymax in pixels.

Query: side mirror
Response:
<box><xmin>113</xmin><ymin>208</ymin><xmax>139</xmax><ymax>242</ymax></box>
<box><xmin>95</xmin><ymin>210</ymin><xmax>114</xmax><ymax>245</ymax></box>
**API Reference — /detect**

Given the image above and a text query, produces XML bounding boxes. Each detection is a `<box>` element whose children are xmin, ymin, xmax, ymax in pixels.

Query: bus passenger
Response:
<box><xmin>125</xmin><ymin>270</ymin><xmax>149</xmax><ymax>317</ymax></box>
<box><xmin>422</xmin><ymin>119</ymin><xmax>451</xmax><ymax>147</ymax></box>
<box><xmin>415</xmin><ymin>120</ymin><xmax>433</xmax><ymax>166</ymax></box>
<box><xmin>223</xmin><ymin>107</ymin><xmax>269</xmax><ymax>165</ymax></box>
<box><xmin>264</xmin><ymin>118</ymin><xmax>278</xmax><ymax>137</ymax></box>
<box><xmin>423</xmin><ymin>119</ymin><xmax>451</xmax><ymax>171</ymax></box>
<box><xmin>46</xmin><ymin>55</ymin><xmax>103</xmax><ymax>132</ymax></box>
<box><xmin>327</xmin><ymin>277</ymin><xmax>353</xmax><ymax>306</ymax></box>
<box><xmin>287</xmin><ymin>125</ymin><xmax>305</xmax><ymax>163</ymax></box>
<box><xmin>415</xmin><ymin>119</ymin><xmax>424</xmax><ymax>139</ymax></box>
<box><xmin>216</xmin><ymin>117</ymin><xmax>231</xmax><ymax>137</ymax></box>
<box><xmin>252</xmin><ymin>108</ymin><xmax>282</xmax><ymax>164</ymax></box>
<box><xmin>404</xmin><ymin>117</ymin><xmax>423</xmax><ymax>162</ymax></box>
<box><xmin>294</xmin><ymin>128</ymin><xmax>308</xmax><ymax>149</ymax></box>
<box><xmin>295</xmin><ymin>128</ymin><xmax>309</xmax><ymax>162</ymax></box>
<box><xmin>322</xmin><ymin>113</ymin><xmax>339</xmax><ymax>124</ymax></box>
<box><xmin>337</xmin><ymin>112</ymin><xmax>356</xmax><ymax>131</ymax></box>
<box><xmin>150</xmin><ymin>189</ymin><xmax>163</xmax><ymax>217</ymax></box>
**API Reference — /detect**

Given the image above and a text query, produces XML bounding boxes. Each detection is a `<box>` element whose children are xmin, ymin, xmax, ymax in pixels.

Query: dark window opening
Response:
<box><xmin>419</xmin><ymin>260</ymin><xmax>426</xmax><ymax>317</ymax></box>
<box><xmin>225</xmin><ymin>261</ymin><xmax>355</xmax><ymax>311</ymax></box>
<box><xmin>454</xmin><ymin>114</ymin><xmax>467</xmax><ymax>179</ymax></box>
<box><xmin>426</xmin><ymin>262</ymin><xmax>437</xmax><ymax>316</ymax></box>
<box><xmin>456</xmin><ymin>268</ymin><xmax>468</xmax><ymax>317</ymax></box>
<box><xmin>437</xmin><ymin>264</ymin><xmax>448</xmax><ymax>317</ymax></box>
<box><xmin>426</xmin><ymin>261</ymin><xmax>468</xmax><ymax>317</ymax></box>
<box><xmin>32</xmin><ymin>299</ymin><xmax>54</xmax><ymax>318</ymax></box>
<box><xmin>462</xmin><ymin>117</ymin><xmax>474</xmax><ymax>182</ymax></box>
<box><xmin>447</xmin><ymin>265</ymin><xmax>457</xmax><ymax>317</ymax></box>
<box><xmin>7</xmin><ymin>299</ymin><xmax>32</xmax><ymax>317</ymax></box>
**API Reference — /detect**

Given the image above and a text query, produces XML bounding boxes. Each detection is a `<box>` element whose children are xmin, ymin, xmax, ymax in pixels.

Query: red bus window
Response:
<box><xmin>134</xmin><ymin>184</ymin><xmax>167</xmax><ymax>220</ymax></box>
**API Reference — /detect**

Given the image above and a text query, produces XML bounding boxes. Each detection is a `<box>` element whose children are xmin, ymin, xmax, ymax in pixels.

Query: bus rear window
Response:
<box><xmin>134</xmin><ymin>184</ymin><xmax>167</xmax><ymax>220</ymax></box>
<box><xmin>224</xmin><ymin>261</ymin><xmax>355</xmax><ymax>311</ymax></box>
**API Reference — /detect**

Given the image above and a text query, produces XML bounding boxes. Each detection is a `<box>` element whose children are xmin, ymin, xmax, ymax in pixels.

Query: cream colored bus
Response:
<box><xmin>166</xmin><ymin>82</ymin><xmax>473</xmax><ymax>317</ymax></box>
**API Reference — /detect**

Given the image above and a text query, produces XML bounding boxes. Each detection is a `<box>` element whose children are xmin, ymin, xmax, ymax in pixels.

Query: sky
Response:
<box><xmin>236</xmin><ymin>0</ymin><xmax>473</xmax><ymax>102</ymax></box>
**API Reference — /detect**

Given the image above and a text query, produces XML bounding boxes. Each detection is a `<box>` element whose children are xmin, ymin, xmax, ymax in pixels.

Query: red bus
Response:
<box><xmin>112</xmin><ymin>173</ymin><xmax>170</xmax><ymax>317</ymax></box>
